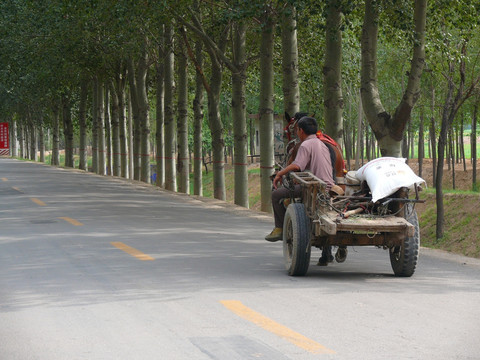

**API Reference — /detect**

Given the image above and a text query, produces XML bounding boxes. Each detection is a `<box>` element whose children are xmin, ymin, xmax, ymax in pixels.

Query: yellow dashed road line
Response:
<box><xmin>30</xmin><ymin>198</ymin><xmax>46</xmax><ymax>206</ymax></box>
<box><xmin>8</xmin><ymin>184</ymin><xmax>84</xmax><ymax>227</ymax></box>
<box><xmin>220</xmin><ymin>300</ymin><xmax>336</xmax><ymax>355</ymax></box>
<box><xmin>110</xmin><ymin>242</ymin><xmax>155</xmax><ymax>261</ymax></box>
<box><xmin>58</xmin><ymin>217</ymin><xmax>84</xmax><ymax>226</ymax></box>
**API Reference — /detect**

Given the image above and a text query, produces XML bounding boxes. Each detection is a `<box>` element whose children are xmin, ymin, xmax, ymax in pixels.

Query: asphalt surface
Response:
<box><xmin>1</xmin><ymin>158</ymin><xmax>480</xmax><ymax>360</ymax></box>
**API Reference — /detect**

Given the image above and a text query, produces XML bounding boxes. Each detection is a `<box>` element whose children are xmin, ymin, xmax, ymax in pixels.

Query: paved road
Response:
<box><xmin>1</xmin><ymin>158</ymin><xmax>479</xmax><ymax>360</ymax></box>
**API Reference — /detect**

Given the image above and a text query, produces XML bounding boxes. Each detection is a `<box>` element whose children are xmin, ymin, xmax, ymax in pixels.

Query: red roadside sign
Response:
<box><xmin>0</xmin><ymin>122</ymin><xmax>9</xmax><ymax>156</ymax></box>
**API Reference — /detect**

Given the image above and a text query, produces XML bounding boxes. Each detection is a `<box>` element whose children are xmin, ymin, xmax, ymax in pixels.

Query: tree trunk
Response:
<box><xmin>355</xmin><ymin>93</ymin><xmax>363</xmax><ymax>169</ymax></box>
<box><xmin>137</xmin><ymin>55</ymin><xmax>151</xmax><ymax>183</ymax></box>
<box><xmin>127</xmin><ymin>50</ymin><xmax>151</xmax><ymax>184</ymax></box>
<box><xmin>202</xmin><ymin>33</ymin><xmax>228</xmax><ymax>201</ymax></box>
<box><xmin>119</xmin><ymin>84</ymin><xmax>128</xmax><ymax>179</ymax></box>
<box><xmin>361</xmin><ymin>0</ymin><xmax>396</xmax><ymax>156</ymax></box>
<box><xmin>39</xmin><ymin>120</ymin><xmax>45</xmax><ymax>162</ymax></box>
<box><xmin>402</xmin><ymin>129</ymin><xmax>409</xmax><ymax>159</ymax></box>
<box><xmin>365</xmin><ymin>126</ymin><xmax>371</xmax><ymax>161</ymax></box>
<box><xmin>97</xmin><ymin>80</ymin><xmax>106</xmax><ymax>175</ymax></box>
<box><xmin>259</xmin><ymin>13</ymin><xmax>275</xmax><ymax>212</ymax></box>
<box><xmin>110</xmin><ymin>81</ymin><xmax>121</xmax><ymax>176</ymax></box>
<box><xmin>181</xmin><ymin>9</ymin><xmax>243</xmax><ymax>201</ymax></box>
<box><xmin>449</xmin><ymin>128</ymin><xmax>455</xmax><ymax>189</ymax></box>
<box><xmin>79</xmin><ymin>78</ymin><xmax>88</xmax><ymax>170</ymax></box>
<box><xmin>445</xmin><ymin>131</ymin><xmax>450</xmax><ymax>171</ymax></box>
<box><xmin>207</xmin><ymin>67</ymin><xmax>226</xmax><ymax>200</ymax></box>
<box><xmin>281</xmin><ymin>4</ymin><xmax>300</xmax><ymax>120</ymax></box>
<box><xmin>105</xmin><ymin>86</ymin><xmax>112</xmax><ymax>175</ymax></box>
<box><xmin>436</xmin><ymin>49</ymin><xmax>466</xmax><ymax>239</ymax></box>
<box><xmin>17</xmin><ymin>121</ymin><xmax>24</xmax><ymax>159</ymax></box>
<box><xmin>29</xmin><ymin>118</ymin><xmax>37</xmax><ymax>161</ymax></box>
<box><xmin>23</xmin><ymin>120</ymin><xmax>29</xmax><ymax>159</ymax></box>
<box><xmin>453</xmin><ymin>128</ymin><xmax>458</xmax><ymax>177</ymax></box>
<box><xmin>193</xmin><ymin>35</ymin><xmax>204</xmax><ymax>196</ymax></box>
<box><xmin>428</xmin><ymin>132</ymin><xmax>431</xmax><ymax>159</ymax></box>
<box><xmin>455</xmin><ymin>124</ymin><xmax>459</xmax><ymax>164</ymax></box>
<box><xmin>10</xmin><ymin>118</ymin><xmax>17</xmax><ymax>157</ymax></box>
<box><xmin>404</xmin><ymin>121</ymin><xmax>411</xmax><ymax>160</ymax></box>
<box><xmin>361</xmin><ymin>0</ymin><xmax>426</xmax><ymax>156</ymax></box>
<box><xmin>418</xmin><ymin>107</ymin><xmax>424</xmax><ymax>177</ymax></box>
<box><xmin>430</xmin><ymin>83</ymin><xmax>436</xmax><ymax>185</ymax></box>
<box><xmin>127</xmin><ymin>60</ymin><xmax>141</xmax><ymax>181</ymax></box>
<box><xmin>410</xmin><ymin>124</ymin><xmax>415</xmax><ymax>159</ymax></box>
<box><xmin>232</xmin><ymin>21</ymin><xmax>248</xmax><ymax>208</ymax></box>
<box><xmin>345</xmin><ymin>97</ymin><xmax>353</xmax><ymax>169</ymax></box>
<box><xmin>436</xmin><ymin>79</ymin><xmax>452</xmax><ymax>239</ymax></box>
<box><xmin>127</xmin><ymin>93</ymin><xmax>134</xmax><ymax>179</ymax></box>
<box><xmin>177</xmin><ymin>28</ymin><xmax>189</xmax><ymax>193</ymax></box>
<box><xmin>51</xmin><ymin>103</ymin><xmax>60</xmax><ymax>166</ymax></box>
<box><xmin>473</xmin><ymin>100</ymin><xmax>478</xmax><ymax>189</ymax></box>
<box><xmin>446</xmin><ymin>132</ymin><xmax>451</xmax><ymax>170</ymax></box>
<box><xmin>156</xmin><ymin>28</ymin><xmax>165</xmax><ymax>188</ymax></box>
<box><xmin>92</xmin><ymin>80</ymin><xmax>98</xmax><ymax>173</ymax></box>
<box><xmin>62</xmin><ymin>94</ymin><xmax>74</xmax><ymax>168</ymax></box>
<box><xmin>249</xmin><ymin>118</ymin><xmax>255</xmax><ymax>159</ymax></box>
<box><xmin>407</xmin><ymin>130</ymin><xmax>412</xmax><ymax>160</ymax></box>
<box><xmin>133</xmin><ymin>43</ymin><xmax>151</xmax><ymax>184</ymax></box>
<box><xmin>113</xmin><ymin>65</ymin><xmax>128</xmax><ymax>178</ymax></box>
<box><xmin>324</xmin><ymin>0</ymin><xmax>344</xmax><ymax>145</ymax></box>
<box><xmin>22</xmin><ymin>123</ymin><xmax>28</xmax><ymax>159</ymax></box>
<box><xmin>164</xmin><ymin>23</ymin><xmax>177</xmax><ymax>191</ymax></box>
<box><xmin>460</xmin><ymin>113</ymin><xmax>466</xmax><ymax>171</ymax></box>
<box><xmin>344</xmin><ymin>109</ymin><xmax>351</xmax><ymax>169</ymax></box>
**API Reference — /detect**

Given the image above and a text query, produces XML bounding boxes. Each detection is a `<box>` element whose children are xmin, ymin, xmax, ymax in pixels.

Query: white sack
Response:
<box><xmin>355</xmin><ymin>157</ymin><xmax>426</xmax><ymax>202</ymax></box>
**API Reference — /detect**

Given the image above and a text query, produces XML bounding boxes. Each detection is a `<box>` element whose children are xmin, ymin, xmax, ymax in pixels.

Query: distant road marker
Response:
<box><xmin>58</xmin><ymin>217</ymin><xmax>84</xmax><ymax>226</ymax></box>
<box><xmin>30</xmin><ymin>198</ymin><xmax>46</xmax><ymax>206</ymax></box>
<box><xmin>110</xmin><ymin>242</ymin><xmax>154</xmax><ymax>261</ymax></box>
<box><xmin>220</xmin><ymin>300</ymin><xmax>335</xmax><ymax>355</ymax></box>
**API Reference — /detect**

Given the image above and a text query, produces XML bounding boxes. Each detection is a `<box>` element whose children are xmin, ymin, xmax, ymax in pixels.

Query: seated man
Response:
<box><xmin>265</xmin><ymin>116</ymin><xmax>335</xmax><ymax>242</ymax></box>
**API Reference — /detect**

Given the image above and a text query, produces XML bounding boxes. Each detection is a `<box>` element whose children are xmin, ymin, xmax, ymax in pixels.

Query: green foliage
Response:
<box><xmin>2</xmin><ymin>0</ymin><xmax>479</xmax><ymax>189</ymax></box>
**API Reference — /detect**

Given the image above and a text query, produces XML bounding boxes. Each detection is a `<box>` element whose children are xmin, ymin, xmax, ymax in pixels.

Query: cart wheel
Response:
<box><xmin>283</xmin><ymin>203</ymin><xmax>311</xmax><ymax>276</ymax></box>
<box><xmin>390</xmin><ymin>203</ymin><xmax>420</xmax><ymax>277</ymax></box>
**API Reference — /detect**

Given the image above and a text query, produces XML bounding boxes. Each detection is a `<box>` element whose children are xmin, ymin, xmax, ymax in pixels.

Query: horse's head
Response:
<box><xmin>284</xmin><ymin>112</ymin><xmax>309</xmax><ymax>142</ymax></box>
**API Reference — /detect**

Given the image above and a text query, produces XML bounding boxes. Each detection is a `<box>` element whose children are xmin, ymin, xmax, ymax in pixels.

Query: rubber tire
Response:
<box><xmin>390</xmin><ymin>203</ymin><xmax>420</xmax><ymax>277</ymax></box>
<box><xmin>283</xmin><ymin>203</ymin><xmax>311</xmax><ymax>276</ymax></box>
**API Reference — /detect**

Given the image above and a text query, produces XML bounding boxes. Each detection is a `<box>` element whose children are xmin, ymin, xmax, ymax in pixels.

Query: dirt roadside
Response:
<box><xmin>408</xmin><ymin>158</ymin><xmax>480</xmax><ymax>258</ymax></box>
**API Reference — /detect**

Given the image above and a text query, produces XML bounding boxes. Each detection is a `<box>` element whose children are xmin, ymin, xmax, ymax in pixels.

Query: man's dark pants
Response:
<box><xmin>271</xmin><ymin>184</ymin><xmax>302</xmax><ymax>228</ymax></box>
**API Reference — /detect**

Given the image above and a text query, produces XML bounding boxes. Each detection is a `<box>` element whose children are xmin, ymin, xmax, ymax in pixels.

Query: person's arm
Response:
<box><xmin>273</xmin><ymin>162</ymin><xmax>300</xmax><ymax>189</ymax></box>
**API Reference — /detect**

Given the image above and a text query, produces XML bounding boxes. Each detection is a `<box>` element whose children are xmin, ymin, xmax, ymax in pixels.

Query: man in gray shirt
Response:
<box><xmin>265</xmin><ymin>116</ymin><xmax>334</xmax><ymax>242</ymax></box>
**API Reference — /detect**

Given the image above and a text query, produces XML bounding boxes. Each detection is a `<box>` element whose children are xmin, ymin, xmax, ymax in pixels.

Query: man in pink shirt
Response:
<box><xmin>265</xmin><ymin>116</ymin><xmax>334</xmax><ymax>242</ymax></box>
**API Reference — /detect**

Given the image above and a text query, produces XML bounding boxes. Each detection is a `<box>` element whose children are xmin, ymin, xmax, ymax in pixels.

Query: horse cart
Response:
<box><xmin>281</xmin><ymin>170</ymin><xmax>423</xmax><ymax>277</ymax></box>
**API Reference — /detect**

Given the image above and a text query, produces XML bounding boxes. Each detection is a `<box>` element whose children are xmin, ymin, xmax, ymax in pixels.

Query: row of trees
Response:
<box><xmin>1</xmin><ymin>0</ymin><xmax>479</xmax><ymax>239</ymax></box>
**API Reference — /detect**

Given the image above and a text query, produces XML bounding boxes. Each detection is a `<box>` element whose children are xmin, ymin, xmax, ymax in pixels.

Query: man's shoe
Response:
<box><xmin>317</xmin><ymin>254</ymin><xmax>334</xmax><ymax>266</ymax></box>
<box><xmin>265</xmin><ymin>227</ymin><xmax>283</xmax><ymax>242</ymax></box>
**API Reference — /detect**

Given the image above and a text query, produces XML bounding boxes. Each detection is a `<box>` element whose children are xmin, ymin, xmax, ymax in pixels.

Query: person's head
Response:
<box><xmin>297</xmin><ymin>116</ymin><xmax>318</xmax><ymax>138</ymax></box>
